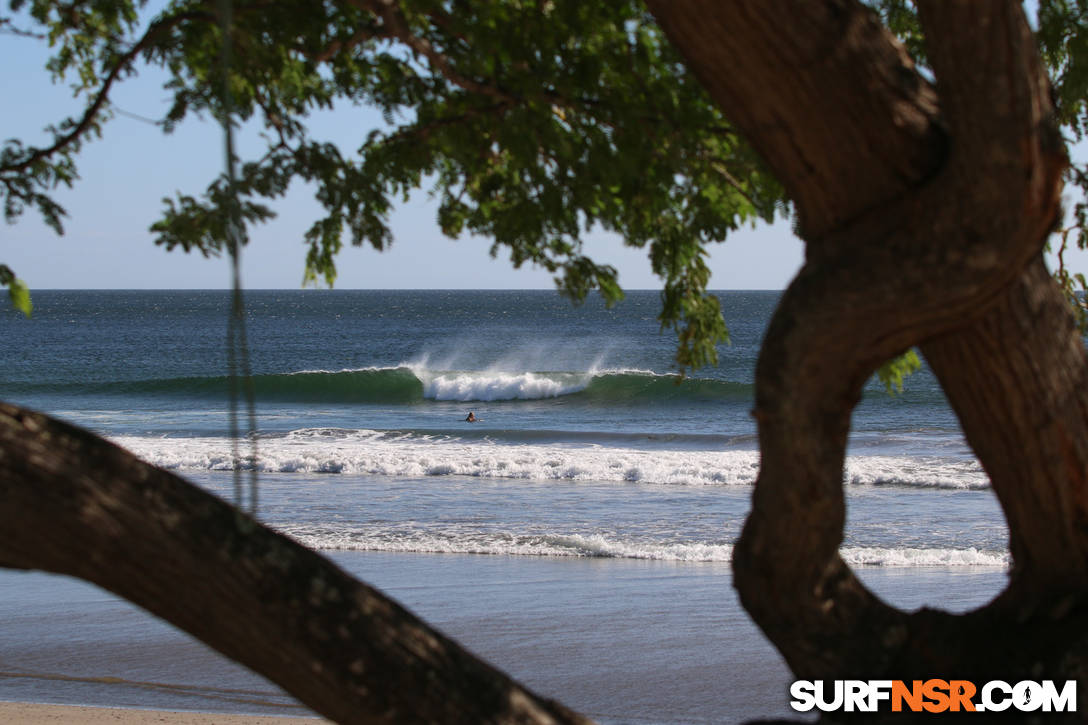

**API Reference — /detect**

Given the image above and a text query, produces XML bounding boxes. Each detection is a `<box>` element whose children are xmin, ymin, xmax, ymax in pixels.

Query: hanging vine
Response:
<box><xmin>217</xmin><ymin>0</ymin><xmax>258</xmax><ymax>513</ymax></box>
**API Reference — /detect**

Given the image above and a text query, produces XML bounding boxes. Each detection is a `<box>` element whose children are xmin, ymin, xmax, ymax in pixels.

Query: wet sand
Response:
<box><xmin>0</xmin><ymin>553</ymin><xmax>1007</xmax><ymax>724</ymax></box>
<box><xmin>0</xmin><ymin>702</ymin><xmax>325</xmax><ymax>723</ymax></box>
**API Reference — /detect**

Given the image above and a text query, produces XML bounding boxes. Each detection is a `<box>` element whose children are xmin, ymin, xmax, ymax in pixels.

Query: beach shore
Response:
<box><xmin>0</xmin><ymin>553</ymin><xmax>1007</xmax><ymax>724</ymax></box>
<box><xmin>0</xmin><ymin>702</ymin><xmax>325</xmax><ymax>723</ymax></box>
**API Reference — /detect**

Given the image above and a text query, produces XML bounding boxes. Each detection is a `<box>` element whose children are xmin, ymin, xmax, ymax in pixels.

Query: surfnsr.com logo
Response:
<box><xmin>789</xmin><ymin>680</ymin><xmax>1077</xmax><ymax>713</ymax></box>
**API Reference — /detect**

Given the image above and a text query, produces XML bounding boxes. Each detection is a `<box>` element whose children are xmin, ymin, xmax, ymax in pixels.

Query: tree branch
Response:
<box><xmin>917</xmin><ymin>0</ymin><xmax>1064</xmax><ymax>215</ymax></box>
<box><xmin>367</xmin><ymin>101</ymin><xmax>514</xmax><ymax>150</ymax></box>
<box><xmin>646</xmin><ymin>0</ymin><xmax>944</xmax><ymax>240</ymax></box>
<box><xmin>351</xmin><ymin>0</ymin><xmax>515</xmax><ymax>103</ymax></box>
<box><xmin>648</xmin><ymin>0</ymin><xmax>1066</xmax><ymax>682</ymax></box>
<box><xmin>301</xmin><ymin>18</ymin><xmax>392</xmax><ymax>64</ymax></box>
<box><xmin>0</xmin><ymin>402</ymin><xmax>593</xmax><ymax>725</ymax></box>
<box><xmin>0</xmin><ymin>9</ymin><xmax>212</xmax><ymax>178</ymax></box>
<box><xmin>0</xmin><ymin>16</ymin><xmax>46</xmax><ymax>39</ymax></box>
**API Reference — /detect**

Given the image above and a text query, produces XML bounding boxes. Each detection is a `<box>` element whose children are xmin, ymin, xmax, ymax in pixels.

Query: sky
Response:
<box><xmin>1</xmin><ymin>10</ymin><xmax>1082</xmax><ymax>292</ymax></box>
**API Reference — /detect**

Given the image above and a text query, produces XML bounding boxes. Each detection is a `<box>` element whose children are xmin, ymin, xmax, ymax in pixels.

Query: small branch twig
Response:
<box><xmin>0</xmin><ymin>8</ymin><xmax>212</xmax><ymax>177</ymax></box>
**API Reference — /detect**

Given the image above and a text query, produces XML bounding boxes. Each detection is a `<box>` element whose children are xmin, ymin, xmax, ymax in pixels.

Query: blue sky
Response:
<box><xmin>2</xmin><ymin>12</ymin><xmax>1080</xmax><ymax>292</ymax></box>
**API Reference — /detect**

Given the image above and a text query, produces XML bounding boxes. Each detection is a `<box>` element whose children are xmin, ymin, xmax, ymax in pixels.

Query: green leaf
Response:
<box><xmin>876</xmin><ymin>349</ymin><xmax>922</xmax><ymax>396</ymax></box>
<box><xmin>0</xmin><ymin>265</ymin><xmax>32</xmax><ymax>317</ymax></box>
<box><xmin>9</xmin><ymin>278</ymin><xmax>33</xmax><ymax>317</ymax></box>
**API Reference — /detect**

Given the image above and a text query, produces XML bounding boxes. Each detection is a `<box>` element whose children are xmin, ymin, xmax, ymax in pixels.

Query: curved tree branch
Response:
<box><xmin>922</xmin><ymin>258</ymin><xmax>1088</xmax><ymax>606</ymax></box>
<box><xmin>0</xmin><ymin>403</ymin><xmax>592</xmax><ymax>725</ymax></box>
<box><xmin>647</xmin><ymin>0</ymin><xmax>945</xmax><ymax>240</ymax></box>
<box><xmin>648</xmin><ymin>0</ymin><xmax>1068</xmax><ymax>683</ymax></box>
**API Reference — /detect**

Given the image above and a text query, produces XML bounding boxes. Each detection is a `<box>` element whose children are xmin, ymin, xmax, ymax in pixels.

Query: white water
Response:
<box><xmin>418</xmin><ymin>369</ymin><xmax>592</xmax><ymax>401</ymax></box>
<box><xmin>112</xmin><ymin>430</ymin><xmax>989</xmax><ymax>489</ymax></box>
<box><xmin>276</xmin><ymin>526</ymin><xmax>1009</xmax><ymax>568</ymax></box>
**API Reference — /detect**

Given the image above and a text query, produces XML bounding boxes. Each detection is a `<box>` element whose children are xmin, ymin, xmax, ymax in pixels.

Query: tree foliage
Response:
<box><xmin>1</xmin><ymin>0</ymin><xmax>1085</xmax><ymax>377</ymax></box>
<box><xmin>0</xmin><ymin>264</ymin><xmax>31</xmax><ymax>316</ymax></box>
<box><xmin>1</xmin><ymin>0</ymin><xmax>792</xmax><ymax>372</ymax></box>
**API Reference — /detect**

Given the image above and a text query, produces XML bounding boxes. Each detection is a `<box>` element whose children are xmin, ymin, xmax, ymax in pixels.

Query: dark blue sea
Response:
<box><xmin>0</xmin><ymin>290</ymin><xmax>1009</xmax><ymax>723</ymax></box>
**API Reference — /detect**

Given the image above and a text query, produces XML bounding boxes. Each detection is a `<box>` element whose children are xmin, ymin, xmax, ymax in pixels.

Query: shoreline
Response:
<box><xmin>0</xmin><ymin>702</ymin><xmax>327</xmax><ymax>723</ymax></box>
<box><xmin>0</xmin><ymin>555</ymin><xmax>1008</xmax><ymax>724</ymax></box>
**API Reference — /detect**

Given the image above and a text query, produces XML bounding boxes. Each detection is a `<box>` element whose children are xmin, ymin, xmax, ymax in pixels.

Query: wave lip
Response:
<box><xmin>412</xmin><ymin>365</ymin><xmax>750</xmax><ymax>403</ymax></box>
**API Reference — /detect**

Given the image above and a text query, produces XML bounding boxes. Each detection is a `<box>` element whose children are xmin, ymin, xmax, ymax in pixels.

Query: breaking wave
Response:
<box><xmin>25</xmin><ymin>366</ymin><xmax>751</xmax><ymax>404</ymax></box>
<box><xmin>274</xmin><ymin>526</ymin><xmax>1008</xmax><ymax>567</ymax></box>
<box><xmin>111</xmin><ymin>429</ymin><xmax>990</xmax><ymax>489</ymax></box>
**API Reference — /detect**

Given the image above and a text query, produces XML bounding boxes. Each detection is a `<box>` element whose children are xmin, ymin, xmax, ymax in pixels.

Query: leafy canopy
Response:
<box><xmin>2</xmin><ymin>0</ymin><xmax>1083</xmax><ymax>386</ymax></box>
<box><xmin>2</xmin><ymin>0</ymin><xmax>787</xmax><ymax>372</ymax></box>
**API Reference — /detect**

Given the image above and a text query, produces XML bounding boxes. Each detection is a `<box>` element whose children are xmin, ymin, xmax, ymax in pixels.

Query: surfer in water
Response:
<box><xmin>465</xmin><ymin>411</ymin><xmax>478</xmax><ymax>422</ymax></box>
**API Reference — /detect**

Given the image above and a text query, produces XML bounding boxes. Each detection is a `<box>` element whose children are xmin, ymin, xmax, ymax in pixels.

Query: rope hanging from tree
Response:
<box><xmin>217</xmin><ymin>0</ymin><xmax>258</xmax><ymax>514</ymax></box>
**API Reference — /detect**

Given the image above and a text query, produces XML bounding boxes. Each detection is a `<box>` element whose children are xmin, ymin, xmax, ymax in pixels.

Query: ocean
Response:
<box><xmin>0</xmin><ymin>290</ymin><xmax>1009</xmax><ymax>723</ymax></box>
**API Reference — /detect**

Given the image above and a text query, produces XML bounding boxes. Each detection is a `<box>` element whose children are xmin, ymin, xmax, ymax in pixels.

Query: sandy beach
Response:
<box><xmin>0</xmin><ymin>551</ymin><xmax>1008</xmax><ymax>725</ymax></box>
<box><xmin>0</xmin><ymin>702</ymin><xmax>326</xmax><ymax>723</ymax></box>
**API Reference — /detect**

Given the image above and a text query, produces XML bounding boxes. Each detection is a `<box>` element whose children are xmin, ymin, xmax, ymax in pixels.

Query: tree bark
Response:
<box><xmin>922</xmin><ymin>258</ymin><xmax>1088</xmax><ymax>608</ymax></box>
<box><xmin>649</xmin><ymin>0</ymin><xmax>1086</xmax><ymax>707</ymax></box>
<box><xmin>0</xmin><ymin>403</ymin><xmax>592</xmax><ymax>725</ymax></box>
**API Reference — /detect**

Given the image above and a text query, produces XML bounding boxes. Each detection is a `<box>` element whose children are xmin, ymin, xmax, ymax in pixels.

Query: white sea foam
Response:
<box><xmin>111</xmin><ymin>430</ymin><xmax>988</xmax><ymax>489</ymax></box>
<box><xmin>845</xmin><ymin>455</ymin><xmax>990</xmax><ymax>490</ymax></box>
<box><xmin>397</xmin><ymin>358</ymin><xmax>673</xmax><ymax>401</ymax></box>
<box><xmin>417</xmin><ymin>369</ymin><xmax>590</xmax><ymax>401</ymax></box>
<box><xmin>840</xmin><ymin>546</ymin><xmax>1008</xmax><ymax>568</ymax></box>
<box><xmin>275</xmin><ymin>525</ymin><xmax>1007</xmax><ymax>567</ymax></box>
<box><xmin>115</xmin><ymin>434</ymin><xmax>761</xmax><ymax>484</ymax></box>
<box><xmin>408</xmin><ymin>365</ymin><xmax>664</xmax><ymax>402</ymax></box>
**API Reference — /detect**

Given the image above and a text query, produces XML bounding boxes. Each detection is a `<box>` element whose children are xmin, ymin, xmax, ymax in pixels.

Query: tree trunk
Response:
<box><xmin>648</xmin><ymin>0</ymin><xmax>1088</xmax><ymax>713</ymax></box>
<box><xmin>0</xmin><ymin>403</ymin><xmax>592</xmax><ymax>725</ymax></box>
<box><xmin>923</xmin><ymin>258</ymin><xmax>1088</xmax><ymax>607</ymax></box>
